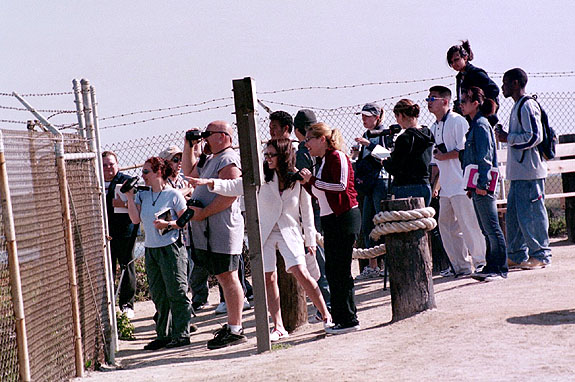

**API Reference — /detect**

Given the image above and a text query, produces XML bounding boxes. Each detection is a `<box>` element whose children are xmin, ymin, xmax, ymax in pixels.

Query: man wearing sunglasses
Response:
<box><xmin>428</xmin><ymin>85</ymin><xmax>486</xmax><ymax>278</ymax></box>
<box><xmin>182</xmin><ymin>121</ymin><xmax>248</xmax><ymax>349</ymax></box>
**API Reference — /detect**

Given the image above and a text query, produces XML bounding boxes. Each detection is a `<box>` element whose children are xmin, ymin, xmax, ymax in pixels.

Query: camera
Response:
<box><xmin>366</xmin><ymin>124</ymin><xmax>402</xmax><ymax>138</ymax></box>
<box><xmin>287</xmin><ymin>170</ymin><xmax>304</xmax><ymax>182</ymax></box>
<box><xmin>185</xmin><ymin>129</ymin><xmax>210</xmax><ymax>146</ymax></box>
<box><xmin>175</xmin><ymin>199</ymin><xmax>203</xmax><ymax>228</ymax></box>
<box><xmin>434</xmin><ymin>143</ymin><xmax>448</xmax><ymax>154</ymax></box>
<box><xmin>119</xmin><ymin>176</ymin><xmax>150</xmax><ymax>193</ymax></box>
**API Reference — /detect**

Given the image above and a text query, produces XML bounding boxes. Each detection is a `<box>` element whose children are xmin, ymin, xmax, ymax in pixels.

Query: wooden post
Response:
<box><xmin>560</xmin><ymin>134</ymin><xmax>575</xmax><ymax>243</ymax></box>
<box><xmin>232</xmin><ymin>77</ymin><xmax>270</xmax><ymax>353</ymax></box>
<box><xmin>382</xmin><ymin>197</ymin><xmax>436</xmax><ymax>321</ymax></box>
<box><xmin>276</xmin><ymin>251</ymin><xmax>307</xmax><ymax>332</ymax></box>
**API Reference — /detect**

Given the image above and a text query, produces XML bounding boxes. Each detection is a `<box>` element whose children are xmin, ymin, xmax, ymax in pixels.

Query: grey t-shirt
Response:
<box><xmin>191</xmin><ymin>148</ymin><xmax>244</xmax><ymax>254</ymax></box>
<box><xmin>135</xmin><ymin>187</ymin><xmax>186</xmax><ymax>248</ymax></box>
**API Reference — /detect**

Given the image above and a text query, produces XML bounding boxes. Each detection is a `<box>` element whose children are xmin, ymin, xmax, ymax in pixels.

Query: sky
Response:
<box><xmin>1</xmin><ymin>1</ymin><xmax>574</xmax><ymax>145</ymax></box>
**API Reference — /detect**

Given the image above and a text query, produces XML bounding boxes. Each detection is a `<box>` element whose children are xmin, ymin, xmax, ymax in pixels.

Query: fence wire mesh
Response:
<box><xmin>103</xmin><ymin>92</ymin><xmax>575</xmax><ymax>202</ymax></box>
<box><xmin>0</xmin><ymin>222</ymin><xmax>19</xmax><ymax>382</ymax></box>
<box><xmin>0</xmin><ymin>130</ymin><xmax>109</xmax><ymax>382</ymax></box>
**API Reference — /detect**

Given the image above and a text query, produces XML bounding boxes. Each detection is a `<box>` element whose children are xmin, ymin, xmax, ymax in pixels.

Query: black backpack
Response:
<box><xmin>517</xmin><ymin>95</ymin><xmax>557</xmax><ymax>162</ymax></box>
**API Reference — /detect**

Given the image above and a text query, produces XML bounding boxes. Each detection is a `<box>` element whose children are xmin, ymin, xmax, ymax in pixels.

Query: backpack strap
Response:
<box><xmin>516</xmin><ymin>95</ymin><xmax>534</xmax><ymax>163</ymax></box>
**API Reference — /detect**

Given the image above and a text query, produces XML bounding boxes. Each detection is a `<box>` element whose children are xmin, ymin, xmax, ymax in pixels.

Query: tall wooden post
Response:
<box><xmin>382</xmin><ymin>197</ymin><xmax>436</xmax><ymax>321</ymax></box>
<box><xmin>232</xmin><ymin>77</ymin><xmax>270</xmax><ymax>353</ymax></box>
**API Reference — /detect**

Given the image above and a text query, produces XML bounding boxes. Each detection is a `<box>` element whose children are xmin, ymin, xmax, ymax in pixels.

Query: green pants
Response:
<box><xmin>145</xmin><ymin>242</ymin><xmax>191</xmax><ymax>340</ymax></box>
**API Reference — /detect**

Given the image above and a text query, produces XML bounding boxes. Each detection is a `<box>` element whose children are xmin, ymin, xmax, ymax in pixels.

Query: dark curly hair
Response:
<box><xmin>269</xmin><ymin>110</ymin><xmax>294</xmax><ymax>134</ymax></box>
<box><xmin>263</xmin><ymin>138</ymin><xmax>296</xmax><ymax>191</ymax></box>
<box><xmin>447</xmin><ymin>40</ymin><xmax>474</xmax><ymax>67</ymax></box>
<box><xmin>144</xmin><ymin>156</ymin><xmax>174</xmax><ymax>180</ymax></box>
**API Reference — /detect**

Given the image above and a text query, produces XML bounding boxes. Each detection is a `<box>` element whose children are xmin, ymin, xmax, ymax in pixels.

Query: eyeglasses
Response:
<box><xmin>263</xmin><ymin>153</ymin><xmax>278</xmax><ymax>159</ymax></box>
<box><xmin>171</xmin><ymin>156</ymin><xmax>181</xmax><ymax>163</ymax></box>
<box><xmin>142</xmin><ymin>169</ymin><xmax>151</xmax><ymax>175</ymax></box>
<box><xmin>425</xmin><ymin>96</ymin><xmax>444</xmax><ymax>103</ymax></box>
<box><xmin>205</xmin><ymin>131</ymin><xmax>231</xmax><ymax>138</ymax></box>
<box><xmin>304</xmin><ymin>136</ymin><xmax>318</xmax><ymax>143</ymax></box>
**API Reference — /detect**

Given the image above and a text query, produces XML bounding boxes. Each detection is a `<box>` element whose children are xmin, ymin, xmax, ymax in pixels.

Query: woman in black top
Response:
<box><xmin>447</xmin><ymin>40</ymin><xmax>500</xmax><ymax>125</ymax></box>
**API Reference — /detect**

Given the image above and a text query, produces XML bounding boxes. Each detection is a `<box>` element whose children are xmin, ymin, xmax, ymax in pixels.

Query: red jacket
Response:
<box><xmin>305</xmin><ymin>149</ymin><xmax>358</xmax><ymax>216</ymax></box>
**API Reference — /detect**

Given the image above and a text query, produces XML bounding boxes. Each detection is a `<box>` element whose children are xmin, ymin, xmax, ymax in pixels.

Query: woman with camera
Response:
<box><xmin>459</xmin><ymin>87</ymin><xmax>508</xmax><ymax>282</ymax></box>
<box><xmin>447</xmin><ymin>40</ymin><xmax>500</xmax><ymax>125</ymax></box>
<box><xmin>383</xmin><ymin>99</ymin><xmax>435</xmax><ymax>206</ymax></box>
<box><xmin>353</xmin><ymin>102</ymin><xmax>392</xmax><ymax>280</ymax></box>
<box><xmin>188</xmin><ymin>138</ymin><xmax>332</xmax><ymax>341</ymax></box>
<box><xmin>125</xmin><ymin>156</ymin><xmax>193</xmax><ymax>350</ymax></box>
<box><xmin>299</xmin><ymin>123</ymin><xmax>361</xmax><ymax>335</ymax></box>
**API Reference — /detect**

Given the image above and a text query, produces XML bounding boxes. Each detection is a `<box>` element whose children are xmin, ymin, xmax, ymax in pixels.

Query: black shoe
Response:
<box><xmin>192</xmin><ymin>301</ymin><xmax>207</xmax><ymax>311</ymax></box>
<box><xmin>324</xmin><ymin>322</ymin><xmax>361</xmax><ymax>335</ymax></box>
<box><xmin>165</xmin><ymin>337</ymin><xmax>191</xmax><ymax>348</ymax></box>
<box><xmin>207</xmin><ymin>324</ymin><xmax>247</xmax><ymax>350</ymax></box>
<box><xmin>143</xmin><ymin>338</ymin><xmax>170</xmax><ymax>350</ymax></box>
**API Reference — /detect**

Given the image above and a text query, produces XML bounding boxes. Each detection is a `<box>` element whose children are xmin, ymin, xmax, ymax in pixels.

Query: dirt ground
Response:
<box><xmin>77</xmin><ymin>237</ymin><xmax>575</xmax><ymax>382</ymax></box>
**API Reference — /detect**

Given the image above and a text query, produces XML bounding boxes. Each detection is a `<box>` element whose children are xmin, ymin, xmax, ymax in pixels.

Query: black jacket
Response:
<box><xmin>383</xmin><ymin>127</ymin><xmax>434</xmax><ymax>186</ymax></box>
<box><xmin>454</xmin><ymin>63</ymin><xmax>500</xmax><ymax>114</ymax></box>
<box><xmin>106</xmin><ymin>172</ymin><xmax>139</xmax><ymax>238</ymax></box>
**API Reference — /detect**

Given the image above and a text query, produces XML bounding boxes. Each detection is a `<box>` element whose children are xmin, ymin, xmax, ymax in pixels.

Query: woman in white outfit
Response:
<box><xmin>189</xmin><ymin>138</ymin><xmax>332</xmax><ymax>341</ymax></box>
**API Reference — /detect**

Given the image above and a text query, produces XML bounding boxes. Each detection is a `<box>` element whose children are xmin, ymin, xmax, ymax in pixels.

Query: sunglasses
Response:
<box><xmin>304</xmin><ymin>136</ymin><xmax>318</xmax><ymax>143</ymax></box>
<box><xmin>205</xmin><ymin>131</ymin><xmax>231</xmax><ymax>138</ymax></box>
<box><xmin>142</xmin><ymin>169</ymin><xmax>151</xmax><ymax>175</ymax></box>
<box><xmin>171</xmin><ymin>156</ymin><xmax>181</xmax><ymax>163</ymax></box>
<box><xmin>263</xmin><ymin>153</ymin><xmax>278</xmax><ymax>159</ymax></box>
<box><xmin>425</xmin><ymin>96</ymin><xmax>444</xmax><ymax>103</ymax></box>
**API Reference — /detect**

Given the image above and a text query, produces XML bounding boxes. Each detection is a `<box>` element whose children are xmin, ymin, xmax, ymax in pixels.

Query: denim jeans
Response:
<box><xmin>471</xmin><ymin>192</ymin><xmax>508</xmax><ymax>275</ymax></box>
<box><xmin>362</xmin><ymin>178</ymin><xmax>389</xmax><ymax>247</ymax></box>
<box><xmin>506</xmin><ymin>179</ymin><xmax>551</xmax><ymax>264</ymax></box>
<box><xmin>392</xmin><ymin>183</ymin><xmax>431</xmax><ymax>206</ymax></box>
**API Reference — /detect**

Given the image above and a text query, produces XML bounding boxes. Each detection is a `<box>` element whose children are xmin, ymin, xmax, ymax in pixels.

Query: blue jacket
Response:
<box><xmin>460</xmin><ymin>112</ymin><xmax>498</xmax><ymax>191</ymax></box>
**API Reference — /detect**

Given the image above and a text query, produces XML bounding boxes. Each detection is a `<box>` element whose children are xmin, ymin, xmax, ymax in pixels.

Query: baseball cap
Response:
<box><xmin>356</xmin><ymin>103</ymin><xmax>382</xmax><ymax>117</ymax></box>
<box><xmin>158</xmin><ymin>145</ymin><xmax>182</xmax><ymax>160</ymax></box>
<box><xmin>294</xmin><ymin>109</ymin><xmax>317</xmax><ymax>131</ymax></box>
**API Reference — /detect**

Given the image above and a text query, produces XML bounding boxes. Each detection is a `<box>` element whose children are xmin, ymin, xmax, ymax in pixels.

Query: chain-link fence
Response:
<box><xmin>0</xmin><ymin>129</ymin><xmax>109</xmax><ymax>382</ymax></box>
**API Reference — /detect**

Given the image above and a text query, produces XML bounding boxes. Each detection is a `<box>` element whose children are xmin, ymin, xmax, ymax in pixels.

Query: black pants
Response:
<box><xmin>111</xmin><ymin>234</ymin><xmax>138</xmax><ymax>309</ymax></box>
<box><xmin>321</xmin><ymin>207</ymin><xmax>361</xmax><ymax>326</ymax></box>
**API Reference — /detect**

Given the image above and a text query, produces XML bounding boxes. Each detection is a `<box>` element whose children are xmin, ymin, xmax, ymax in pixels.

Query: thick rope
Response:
<box><xmin>315</xmin><ymin>233</ymin><xmax>386</xmax><ymax>260</ymax></box>
<box><xmin>370</xmin><ymin>207</ymin><xmax>437</xmax><ymax>242</ymax></box>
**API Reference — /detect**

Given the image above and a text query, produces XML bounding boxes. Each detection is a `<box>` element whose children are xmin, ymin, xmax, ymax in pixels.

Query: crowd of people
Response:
<box><xmin>103</xmin><ymin>40</ymin><xmax>552</xmax><ymax>351</ymax></box>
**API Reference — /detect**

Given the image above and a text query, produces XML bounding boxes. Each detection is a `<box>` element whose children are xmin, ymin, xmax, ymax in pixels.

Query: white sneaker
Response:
<box><xmin>243</xmin><ymin>297</ymin><xmax>251</xmax><ymax>311</ymax></box>
<box><xmin>269</xmin><ymin>328</ymin><xmax>289</xmax><ymax>342</ymax></box>
<box><xmin>121</xmin><ymin>306</ymin><xmax>135</xmax><ymax>320</ymax></box>
<box><xmin>215</xmin><ymin>302</ymin><xmax>227</xmax><ymax>315</ymax></box>
<box><xmin>355</xmin><ymin>266</ymin><xmax>381</xmax><ymax>280</ymax></box>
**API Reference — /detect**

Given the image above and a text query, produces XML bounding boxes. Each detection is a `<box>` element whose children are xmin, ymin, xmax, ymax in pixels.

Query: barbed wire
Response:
<box><xmin>0</xmin><ymin>119</ymin><xmax>27</xmax><ymax>125</ymax></box>
<box><xmin>490</xmin><ymin>70</ymin><xmax>575</xmax><ymax>78</ymax></box>
<box><xmin>0</xmin><ymin>104</ymin><xmax>76</xmax><ymax>114</ymax></box>
<box><xmin>99</xmin><ymin>96</ymin><xmax>234</xmax><ymax>121</ymax></box>
<box><xmin>99</xmin><ymin>103</ymin><xmax>235</xmax><ymax>130</ymax></box>
<box><xmin>0</xmin><ymin>91</ymin><xmax>73</xmax><ymax>97</ymax></box>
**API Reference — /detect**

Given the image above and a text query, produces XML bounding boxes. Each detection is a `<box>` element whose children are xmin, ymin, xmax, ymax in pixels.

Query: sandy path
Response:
<box><xmin>77</xmin><ymin>237</ymin><xmax>575</xmax><ymax>382</ymax></box>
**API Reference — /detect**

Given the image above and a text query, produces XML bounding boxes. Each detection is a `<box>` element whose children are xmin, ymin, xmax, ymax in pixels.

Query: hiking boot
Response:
<box><xmin>507</xmin><ymin>259</ymin><xmax>524</xmax><ymax>269</ymax></box>
<box><xmin>143</xmin><ymin>338</ymin><xmax>170</xmax><ymax>350</ymax></box>
<box><xmin>165</xmin><ymin>337</ymin><xmax>191</xmax><ymax>349</ymax></box>
<box><xmin>521</xmin><ymin>257</ymin><xmax>549</xmax><ymax>270</ymax></box>
<box><xmin>355</xmin><ymin>266</ymin><xmax>381</xmax><ymax>280</ymax></box>
<box><xmin>207</xmin><ymin>324</ymin><xmax>247</xmax><ymax>350</ymax></box>
<box><xmin>325</xmin><ymin>323</ymin><xmax>361</xmax><ymax>335</ymax></box>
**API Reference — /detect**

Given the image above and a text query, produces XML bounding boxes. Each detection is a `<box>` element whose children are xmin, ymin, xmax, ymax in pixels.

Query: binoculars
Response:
<box><xmin>185</xmin><ymin>130</ymin><xmax>210</xmax><ymax>146</ymax></box>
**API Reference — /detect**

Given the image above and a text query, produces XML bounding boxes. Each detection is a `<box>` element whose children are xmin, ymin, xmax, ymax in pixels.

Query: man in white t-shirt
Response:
<box><xmin>428</xmin><ymin>85</ymin><xmax>486</xmax><ymax>276</ymax></box>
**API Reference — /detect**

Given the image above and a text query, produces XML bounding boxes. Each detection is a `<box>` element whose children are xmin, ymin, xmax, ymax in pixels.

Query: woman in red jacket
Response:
<box><xmin>300</xmin><ymin>122</ymin><xmax>361</xmax><ymax>335</ymax></box>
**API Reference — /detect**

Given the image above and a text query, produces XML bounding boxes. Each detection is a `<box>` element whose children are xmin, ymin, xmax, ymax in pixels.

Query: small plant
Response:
<box><xmin>134</xmin><ymin>257</ymin><xmax>150</xmax><ymax>302</ymax></box>
<box><xmin>547</xmin><ymin>208</ymin><xmax>567</xmax><ymax>237</ymax></box>
<box><xmin>116</xmin><ymin>311</ymin><xmax>136</xmax><ymax>340</ymax></box>
<box><xmin>271</xmin><ymin>343</ymin><xmax>292</xmax><ymax>351</ymax></box>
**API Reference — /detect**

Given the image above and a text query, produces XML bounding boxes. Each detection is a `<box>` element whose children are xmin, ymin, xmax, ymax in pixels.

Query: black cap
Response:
<box><xmin>294</xmin><ymin>109</ymin><xmax>317</xmax><ymax>133</ymax></box>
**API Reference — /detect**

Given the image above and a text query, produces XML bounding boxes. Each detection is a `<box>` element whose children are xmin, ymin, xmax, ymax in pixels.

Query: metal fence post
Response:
<box><xmin>0</xmin><ymin>130</ymin><xmax>31</xmax><ymax>381</ymax></box>
<box><xmin>12</xmin><ymin>93</ymin><xmax>85</xmax><ymax>378</ymax></box>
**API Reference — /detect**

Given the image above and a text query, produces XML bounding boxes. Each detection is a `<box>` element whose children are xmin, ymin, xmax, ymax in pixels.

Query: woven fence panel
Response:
<box><xmin>2</xmin><ymin>130</ymin><xmax>75</xmax><ymax>382</ymax></box>
<box><xmin>64</xmin><ymin>134</ymin><xmax>108</xmax><ymax>369</ymax></box>
<box><xmin>0</xmin><ymin>218</ymin><xmax>19</xmax><ymax>381</ymax></box>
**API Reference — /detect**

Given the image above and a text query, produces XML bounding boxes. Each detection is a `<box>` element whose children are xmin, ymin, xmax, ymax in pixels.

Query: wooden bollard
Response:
<box><xmin>276</xmin><ymin>251</ymin><xmax>307</xmax><ymax>332</ymax></box>
<box><xmin>382</xmin><ymin>197</ymin><xmax>436</xmax><ymax>321</ymax></box>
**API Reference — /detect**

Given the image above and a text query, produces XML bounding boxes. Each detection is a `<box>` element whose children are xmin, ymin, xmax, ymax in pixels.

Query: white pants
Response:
<box><xmin>263</xmin><ymin>230</ymin><xmax>309</xmax><ymax>274</ymax></box>
<box><xmin>439</xmin><ymin>194</ymin><xmax>486</xmax><ymax>273</ymax></box>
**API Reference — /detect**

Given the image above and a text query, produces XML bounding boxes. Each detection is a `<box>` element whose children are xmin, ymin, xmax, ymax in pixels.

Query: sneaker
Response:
<box><xmin>355</xmin><ymin>266</ymin><xmax>381</xmax><ymax>280</ymax></box>
<box><xmin>143</xmin><ymin>338</ymin><xmax>170</xmax><ymax>350</ymax></box>
<box><xmin>269</xmin><ymin>328</ymin><xmax>289</xmax><ymax>342</ymax></box>
<box><xmin>474</xmin><ymin>264</ymin><xmax>485</xmax><ymax>274</ymax></box>
<box><xmin>121</xmin><ymin>305</ymin><xmax>135</xmax><ymax>320</ymax></box>
<box><xmin>192</xmin><ymin>301</ymin><xmax>207</xmax><ymax>311</ymax></box>
<box><xmin>323</xmin><ymin>318</ymin><xmax>335</xmax><ymax>330</ymax></box>
<box><xmin>243</xmin><ymin>297</ymin><xmax>252</xmax><ymax>311</ymax></box>
<box><xmin>207</xmin><ymin>324</ymin><xmax>247</xmax><ymax>350</ymax></box>
<box><xmin>471</xmin><ymin>271</ymin><xmax>506</xmax><ymax>282</ymax></box>
<box><xmin>439</xmin><ymin>268</ymin><xmax>454</xmax><ymax>277</ymax></box>
<box><xmin>507</xmin><ymin>259</ymin><xmax>524</xmax><ymax>269</ymax></box>
<box><xmin>455</xmin><ymin>269</ymin><xmax>472</xmax><ymax>278</ymax></box>
<box><xmin>325</xmin><ymin>323</ymin><xmax>360</xmax><ymax>335</ymax></box>
<box><xmin>521</xmin><ymin>257</ymin><xmax>549</xmax><ymax>270</ymax></box>
<box><xmin>215</xmin><ymin>302</ymin><xmax>227</xmax><ymax>315</ymax></box>
<box><xmin>165</xmin><ymin>337</ymin><xmax>191</xmax><ymax>348</ymax></box>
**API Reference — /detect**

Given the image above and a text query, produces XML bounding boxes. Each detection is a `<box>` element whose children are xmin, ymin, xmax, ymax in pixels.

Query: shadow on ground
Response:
<box><xmin>507</xmin><ymin>309</ymin><xmax>575</xmax><ymax>326</ymax></box>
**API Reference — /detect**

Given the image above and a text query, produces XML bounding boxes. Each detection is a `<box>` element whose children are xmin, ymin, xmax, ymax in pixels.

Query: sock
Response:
<box><xmin>228</xmin><ymin>324</ymin><xmax>242</xmax><ymax>335</ymax></box>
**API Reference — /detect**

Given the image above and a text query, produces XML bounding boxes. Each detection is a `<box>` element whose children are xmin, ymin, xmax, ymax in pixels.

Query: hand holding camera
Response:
<box><xmin>120</xmin><ymin>176</ymin><xmax>150</xmax><ymax>194</ymax></box>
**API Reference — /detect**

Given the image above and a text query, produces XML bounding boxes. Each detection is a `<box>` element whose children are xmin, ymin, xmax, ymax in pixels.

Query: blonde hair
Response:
<box><xmin>307</xmin><ymin>122</ymin><xmax>347</xmax><ymax>153</ymax></box>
